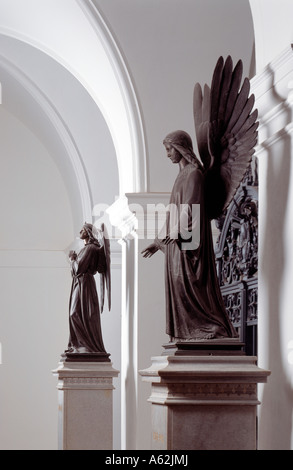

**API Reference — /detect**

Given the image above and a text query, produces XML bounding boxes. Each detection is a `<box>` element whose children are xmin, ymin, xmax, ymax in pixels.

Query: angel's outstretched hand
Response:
<box><xmin>141</xmin><ymin>243</ymin><xmax>159</xmax><ymax>258</ymax></box>
<box><xmin>69</xmin><ymin>250</ymin><xmax>77</xmax><ymax>261</ymax></box>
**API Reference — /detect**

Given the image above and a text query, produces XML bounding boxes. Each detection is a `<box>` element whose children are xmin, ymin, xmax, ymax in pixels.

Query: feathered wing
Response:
<box><xmin>193</xmin><ymin>56</ymin><xmax>259</xmax><ymax>220</ymax></box>
<box><xmin>193</xmin><ymin>82</ymin><xmax>212</xmax><ymax>170</ymax></box>
<box><xmin>99</xmin><ymin>223</ymin><xmax>111</xmax><ymax>313</ymax></box>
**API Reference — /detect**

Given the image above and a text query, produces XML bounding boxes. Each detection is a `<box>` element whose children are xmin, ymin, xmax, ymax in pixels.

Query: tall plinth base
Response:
<box><xmin>140</xmin><ymin>343</ymin><xmax>270</xmax><ymax>450</ymax></box>
<box><xmin>53</xmin><ymin>358</ymin><xmax>119</xmax><ymax>450</ymax></box>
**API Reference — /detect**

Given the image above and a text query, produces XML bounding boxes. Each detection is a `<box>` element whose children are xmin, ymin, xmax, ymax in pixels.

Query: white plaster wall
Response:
<box><xmin>95</xmin><ymin>0</ymin><xmax>255</xmax><ymax>193</ymax></box>
<box><xmin>0</xmin><ymin>108</ymin><xmax>73</xmax><ymax>249</ymax></box>
<box><xmin>0</xmin><ymin>256</ymin><xmax>71</xmax><ymax>450</ymax></box>
<box><xmin>0</xmin><ymin>107</ymin><xmax>73</xmax><ymax>449</ymax></box>
<box><xmin>0</xmin><ymin>35</ymin><xmax>119</xmax><ymax>212</ymax></box>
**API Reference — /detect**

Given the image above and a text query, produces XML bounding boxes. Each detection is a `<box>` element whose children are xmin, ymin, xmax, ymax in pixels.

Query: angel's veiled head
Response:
<box><xmin>163</xmin><ymin>130</ymin><xmax>193</xmax><ymax>150</ymax></box>
<box><xmin>81</xmin><ymin>223</ymin><xmax>102</xmax><ymax>246</ymax></box>
<box><xmin>163</xmin><ymin>130</ymin><xmax>203</xmax><ymax>169</ymax></box>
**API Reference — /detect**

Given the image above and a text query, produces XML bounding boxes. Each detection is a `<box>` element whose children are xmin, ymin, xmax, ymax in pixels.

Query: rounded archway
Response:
<box><xmin>0</xmin><ymin>0</ymin><xmax>147</xmax><ymax>196</ymax></box>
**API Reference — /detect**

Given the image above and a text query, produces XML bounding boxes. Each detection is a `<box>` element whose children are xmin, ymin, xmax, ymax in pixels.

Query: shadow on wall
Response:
<box><xmin>258</xmin><ymin>65</ymin><xmax>293</xmax><ymax>449</ymax></box>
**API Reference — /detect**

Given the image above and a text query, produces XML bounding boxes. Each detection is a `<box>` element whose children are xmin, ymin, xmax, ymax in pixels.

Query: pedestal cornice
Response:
<box><xmin>53</xmin><ymin>360</ymin><xmax>119</xmax><ymax>391</ymax></box>
<box><xmin>140</xmin><ymin>351</ymin><xmax>270</xmax><ymax>449</ymax></box>
<box><xmin>140</xmin><ymin>354</ymin><xmax>270</xmax><ymax>386</ymax></box>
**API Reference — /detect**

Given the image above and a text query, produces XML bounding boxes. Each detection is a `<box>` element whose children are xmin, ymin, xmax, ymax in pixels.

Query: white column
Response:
<box><xmin>107</xmin><ymin>193</ymin><xmax>170</xmax><ymax>449</ymax></box>
<box><xmin>251</xmin><ymin>45</ymin><xmax>293</xmax><ymax>449</ymax></box>
<box><xmin>107</xmin><ymin>196</ymin><xmax>138</xmax><ymax>449</ymax></box>
<box><xmin>119</xmin><ymin>233</ymin><xmax>138</xmax><ymax>450</ymax></box>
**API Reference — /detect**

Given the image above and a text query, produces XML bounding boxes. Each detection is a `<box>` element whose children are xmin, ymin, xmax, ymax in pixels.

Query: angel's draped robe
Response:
<box><xmin>157</xmin><ymin>163</ymin><xmax>237</xmax><ymax>340</ymax></box>
<box><xmin>68</xmin><ymin>242</ymin><xmax>107</xmax><ymax>352</ymax></box>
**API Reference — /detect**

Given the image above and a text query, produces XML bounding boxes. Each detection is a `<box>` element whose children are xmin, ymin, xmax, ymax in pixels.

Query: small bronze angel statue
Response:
<box><xmin>66</xmin><ymin>223</ymin><xmax>111</xmax><ymax>355</ymax></box>
<box><xmin>142</xmin><ymin>56</ymin><xmax>258</xmax><ymax>341</ymax></box>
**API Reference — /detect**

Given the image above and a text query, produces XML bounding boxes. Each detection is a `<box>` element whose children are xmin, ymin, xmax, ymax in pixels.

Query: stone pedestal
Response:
<box><xmin>53</xmin><ymin>357</ymin><xmax>119</xmax><ymax>450</ymax></box>
<box><xmin>140</xmin><ymin>341</ymin><xmax>270</xmax><ymax>450</ymax></box>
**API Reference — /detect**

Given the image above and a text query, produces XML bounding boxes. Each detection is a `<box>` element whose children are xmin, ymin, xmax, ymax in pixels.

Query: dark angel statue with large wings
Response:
<box><xmin>65</xmin><ymin>223</ymin><xmax>111</xmax><ymax>359</ymax></box>
<box><xmin>142</xmin><ymin>56</ymin><xmax>258</xmax><ymax>341</ymax></box>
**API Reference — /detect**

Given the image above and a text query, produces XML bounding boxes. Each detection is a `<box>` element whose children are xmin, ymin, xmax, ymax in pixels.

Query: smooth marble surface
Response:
<box><xmin>140</xmin><ymin>349</ymin><xmax>270</xmax><ymax>450</ymax></box>
<box><xmin>53</xmin><ymin>360</ymin><xmax>119</xmax><ymax>450</ymax></box>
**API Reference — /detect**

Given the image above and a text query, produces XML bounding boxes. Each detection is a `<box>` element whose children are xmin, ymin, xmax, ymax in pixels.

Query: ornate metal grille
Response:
<box><xmin>215</xmin><ymin>159</ymin><xmax>258</xmax><ymax>355</ymax></box>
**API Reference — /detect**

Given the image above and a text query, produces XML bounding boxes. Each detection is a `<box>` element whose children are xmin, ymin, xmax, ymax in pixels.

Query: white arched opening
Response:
<box><xmin>0</xmin><ymin>0</ymin><xmax>147</xmax><ymax>195</ymax></box>
<box><xmin>0</xmin><ymin>53</ymin><xmax>93</xmax><ymax>231</ymax></box>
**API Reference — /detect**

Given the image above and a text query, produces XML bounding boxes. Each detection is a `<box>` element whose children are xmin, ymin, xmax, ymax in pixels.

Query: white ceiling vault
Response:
<box><xmin>0</xmin><ymin>0</ymin><xmax>147</xmax><ymax>234</ymax></box>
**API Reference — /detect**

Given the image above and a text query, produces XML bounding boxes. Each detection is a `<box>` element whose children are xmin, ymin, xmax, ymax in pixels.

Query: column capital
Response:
<box><xmin>53</xmin><ymin>360</ymin><xmax>119</xmax><ymax>391</ymax></box>
<box><xmin>107</xmin><ymin>192</ymin><xmax>170</xmax><ymax>241</ymax></box>
<box><xmin>251</xmin><ymin>44</ymin><xmax>293</xmax><ymax>148</ymax></box>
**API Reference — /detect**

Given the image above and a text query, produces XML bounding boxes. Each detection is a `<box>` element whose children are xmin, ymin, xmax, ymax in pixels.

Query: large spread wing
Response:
<box><xmin>193</xmin><ymin>56</ymin><xmax>258</xmax><ymax>220</ymax></box>
<box><xmin>99</xmin><ymin>223</ymin><xmax>111</xmax><ymax>313</ymax></box>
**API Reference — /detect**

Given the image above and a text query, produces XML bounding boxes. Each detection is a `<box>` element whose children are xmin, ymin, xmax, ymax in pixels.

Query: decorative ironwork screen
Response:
<box><xmin>215</xmin><ymin>159</ymin><xmax>258</xmax><ymax>355</ymax></box>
